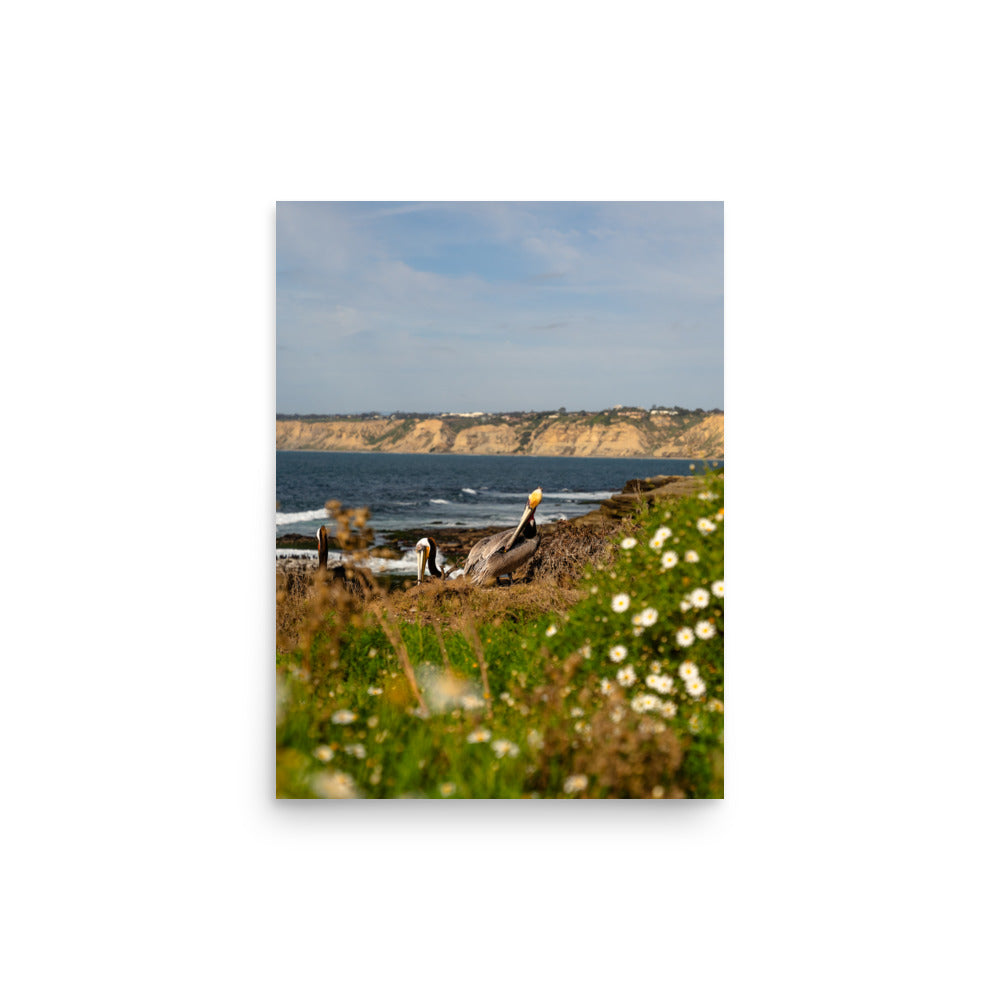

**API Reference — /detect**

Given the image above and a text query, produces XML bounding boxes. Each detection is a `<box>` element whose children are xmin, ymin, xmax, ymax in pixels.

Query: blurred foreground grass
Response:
<box><xmin>276</xmin><ymin>471</ymin><xmax>723</xmax><ymax>798</ymax></box>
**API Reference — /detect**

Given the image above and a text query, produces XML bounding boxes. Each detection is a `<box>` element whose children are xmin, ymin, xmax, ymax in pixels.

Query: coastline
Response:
<box><xmin>276</xmin><ymin>472</ymin><xmax>714</xmax><ymax>573</ymax></box>
<box><xmin>277</xmin><ymin>448</ymin><xmax>724</xmax><ymax>461</ymax></box>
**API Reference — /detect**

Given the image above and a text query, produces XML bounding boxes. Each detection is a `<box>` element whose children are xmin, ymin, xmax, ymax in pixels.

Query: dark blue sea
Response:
<box><xmin>277</xmin><ymin>451</ymin><xmax>722</xmax><ymax>574</ymax></box>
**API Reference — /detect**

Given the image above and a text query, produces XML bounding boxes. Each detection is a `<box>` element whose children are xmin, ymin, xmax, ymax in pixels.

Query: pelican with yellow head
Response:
<box><xmin>463</xmin><ymin>488</ymin><xmax>543</xmax><ymax>585</ymax></box>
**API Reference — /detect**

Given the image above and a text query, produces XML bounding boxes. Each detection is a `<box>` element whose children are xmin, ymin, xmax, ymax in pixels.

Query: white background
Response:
<box><xmin>3</xmin><ymin>2</ymin><xmax>997</xmax><ymax>997</ymax></box>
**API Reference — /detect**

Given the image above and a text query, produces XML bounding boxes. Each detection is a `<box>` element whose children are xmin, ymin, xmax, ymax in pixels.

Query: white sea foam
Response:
<box><xmin>548</xmin><ymin>491</ymin><xmax>613</xmax><ymax>502</ymax></box>
<box><xmin>275</xmin><ymin>507</ymin><xmax>329</xmax><ymax>526</ymax></box>
<box><xmin>429</xmin><ymin>498</ymin><xmax>450</xmax><ymax>504</ymax></box>
<box><xmin>275</xmin><ymin>547</ymin><xmax>421</xmax><ymax>576</ymax></box>
<box><xmin>490</xmin><ymin>491</ymin><xmax>611</xmax><ymax>502</ymax></box>
<box><xmin>461</xmin><ymin>488</ymin><xmax>477</xmax><ymax>494</ymax></box>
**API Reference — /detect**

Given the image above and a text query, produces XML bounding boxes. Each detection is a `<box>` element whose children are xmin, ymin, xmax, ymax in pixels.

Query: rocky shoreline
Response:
<box><xmin>276</xmin><ymin>474</ymin><xmax>713</xmax><ymax>564</ymax></box>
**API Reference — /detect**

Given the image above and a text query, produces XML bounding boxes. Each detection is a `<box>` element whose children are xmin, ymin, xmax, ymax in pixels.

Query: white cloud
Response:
<box><xmin>276</xmin><ymin>201</ymin><xmax>724</xmax><ymax>413</ymax></box>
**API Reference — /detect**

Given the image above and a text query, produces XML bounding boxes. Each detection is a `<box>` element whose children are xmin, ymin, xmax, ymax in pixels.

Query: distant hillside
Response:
<box><xmin>276</xmin><ymin>409</ymin><xmax>723</xmax><ymax>459</ymax></box>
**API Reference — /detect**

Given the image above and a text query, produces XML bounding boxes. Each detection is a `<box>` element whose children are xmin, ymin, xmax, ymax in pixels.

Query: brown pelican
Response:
<box><xmin>316</xmin><ymin>523</ymin><xmax>372</xmax><ymax>596</ymax></box>
<box><xmin>415</xmin><ymin>536</ymin><xmax>444</xmax><ymax>583</ymax></box>
<box><xmin>463</xmin><ymin>488</ymin><xmax>542</xmax><ymax>585</ymax></box>
<box><xmin>317</xmin><ymin>525</ymin><xmax>330</xmax><ymax>569</ymax></box>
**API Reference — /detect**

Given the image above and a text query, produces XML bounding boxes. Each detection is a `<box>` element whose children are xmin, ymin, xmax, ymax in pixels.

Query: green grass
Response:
<box><xmin>276</xmin><ymin>471</ymin><xmax>724</xmax><ymax>798</ymax></box>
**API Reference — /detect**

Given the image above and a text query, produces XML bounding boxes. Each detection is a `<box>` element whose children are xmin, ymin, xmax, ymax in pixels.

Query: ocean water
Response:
<box><xmin>276</xmin><ymin>451</ymin><xmax>722</xmax><ymax>575</ymax></box>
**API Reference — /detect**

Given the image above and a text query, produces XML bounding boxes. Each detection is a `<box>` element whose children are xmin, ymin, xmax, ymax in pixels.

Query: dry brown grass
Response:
<box><xmin>379</xmin><ymin>575</ymin><xmax>581</xmax><ymax>627</ymax></box>
<box><xmin>522</xmin><ymin>516</ymin><xmax>623</xmax><ymax>585</ymax></box>
<box><xmin>276</xmin><ymin>563</ymin><xmax>371</xmax><ymax>652</ymax></box>
<box><xmin>277</xmin><ymin>517</ymin><xmax>622</xmax><ymax>638</ymax></box>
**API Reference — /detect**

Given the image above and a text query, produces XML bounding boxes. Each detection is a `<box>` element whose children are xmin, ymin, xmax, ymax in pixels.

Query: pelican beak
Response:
<box><xmin>503</xmin><ymin>488</ymin><xmax>542</xmax><ymax>552</ymax></box>
<box><xmin>416</xmin><ymin>545</ymin><xmax>427</xmax><ymax>583</ymax></box>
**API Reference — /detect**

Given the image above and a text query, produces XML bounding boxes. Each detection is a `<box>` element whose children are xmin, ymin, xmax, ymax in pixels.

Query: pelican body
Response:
<box><xmin>464</xmin><ymin>488</ymin><xmax>542</xmax><ymax>585</ymax></box>
<box><xmin>415</xmin><ymin>536</ymin><xmax>444</xmax><ymax>583</ymax></box>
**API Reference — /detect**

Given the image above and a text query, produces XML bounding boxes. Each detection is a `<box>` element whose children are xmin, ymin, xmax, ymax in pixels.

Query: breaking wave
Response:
<box><xmin>275</xmin><ymin>507</ymin><xmax>329</xmax><ymax>526</ymax></box>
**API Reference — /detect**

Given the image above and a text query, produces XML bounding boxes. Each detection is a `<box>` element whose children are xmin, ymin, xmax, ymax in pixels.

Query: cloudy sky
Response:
<box><xmin>276</xmin><ymin>202</ymin><xmax>723</xmax><ymax>414</ymax></box>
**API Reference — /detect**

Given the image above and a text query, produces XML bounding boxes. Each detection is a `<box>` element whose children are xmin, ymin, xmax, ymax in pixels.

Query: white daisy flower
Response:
<box><xmin>684</xmin><ymin>550</ymin><xmax>700</xmax><ymax>563</ymax></box>
<box><xmin>343</xmin><ymin>743</ymin><xmax>366</xmax><ymax>759</ymax></box>
<box><xmin>367</xmin><ymin>686</ymin><xmax>383</xmax><ymax>696</ymax></box>
<box><xmin>660</xmin><ymin>701</ymin><xmax>678</xmax><ymax>719</ymax></box>
<box><xmin>707</xmin><ymin>698</ymin><xmax>724</xmax><ymax>713</ymax></box>
<box><xmin>676</xmin><ymin>627</ymin><xmax>695</xmax><ymax>647</ymax></box>
<box><xmin>459</xmin><ymin>694</ymin><xmax>485</xmax><ymax>710</ymax></box>
<box><xmin>697</xmin><ymin>517</ymin><xmax>716</xmax><ymax>535</ymax></box>
<box><xmin>649</xmin><ymin>526</ymin><xmax>672</xmax><ymax>551</ymax></box>
<box><xmin>698</xmin><ymin>491</ymin><xmax>718</xmax><ymax>501</ymax></box>
<box><xmin>616</xmin><ymin>665</ymin><xmax>638</xmax><ymax>687</ymax></box>
<box><xmin>631</xmin><ymin>693</ymin><xmax>662</xmax><ymax>713</ymax></box>
<box><xmin>650</xmin><ymin>660</ymin><xmax>662</xmax><ymax>673</ymax></box>
<box><xmin>632</xmin><ymin>627</ymin><xmax>645</xmax><ymax>637</ymax></box>
<box><xmin>609</xmin><ymin>644</ymin><xmax>628</xmax><ymax>663</ymax></box>
<box><xmin>695</xmin><ymin>620</ymin><xmax>717</xmax><ymax>640</ymax></box>
<box><xmin>330</xmin><ymin>709</ymin><xmax>357</xmax><ymax>724</ymax></box>
<box><xmin>660</xmin><ymin>550</ymin><xmax>679</xmax><ymax>569</ymax></box>
<box><xmin>715</xmin><ymin>509</ymin><xmax>724</xmax><ymax>521</ymax></box>
<box><xmin>690</xmin><ymin>588</ymin><xmax>710</xmax><ymax>608</ymax></box>
<box><xmin>580</xmin><ymin>644</ymin><xmax>592</xmax><ymax>659</ymax></box>
<box><xmin>711</xmin><ymin>580</ymin><xmax>725</xmax><ymax>598</ymax></box>
<box><xmin>570</xmin><ymin>707</ymin><xmax>584</xmax><ymax>718</ymax></box>
<box><xmin>646</xmin><ymin>674</ymin><xmax>674</xmax><ymax>694</ymax></box>
<box><xmin>678</xmin><ymin>661</ymin><xmax>700</xmax><ymax>680</ymax></box>
<box><xmin>491</xmin><ymin>739</ymin><xmax>520</xmax><ymax>758</ymax></box>
<box><xmin>620</xmin><ymin>537</ymin><xmax>637</xmax><ymax>550</ymax></box>
<box><xmin>609</xmin><ymin>706</ymin><xmax>626</xmax><ymax>724</ymax></box>
<box><xmin>466</xmin><ymin>727</ymin><xmax>492</xmax><ymax>743</ymax></box>
<box><xmin>311</xmin><ymin>771</ymin><xmax>357</xmax><ymax>799</ymax></box>
<box><xmin>545</xmin><ymin>624</ymin><xmax>558</xmax><ymax>637</ymax></box>
<box><xmin>599</xmin><ymin>678</ymin><xmax>616</xmax><ymax>695</ymax></box>
<box><xmin>312</xmin><ymin>745</ymin><xmax>334</xmax><ymax>762</ymax></box>
<box><xmin>639</xmin><ymin>607</ymin><xmax>658</xmax><ymax>627</ymax></box>
<box><xmin>679</xmin><ymin>600</ymin><xmax>691</xmax><ymax>612</ymax></box>
<box><xmin>563</xmin><ymin>774</ymin><xmax>588</xmax><ymax>794</ymax></box>
<box><xmin>685</xmin><ymin>677</ymin><xmax>707</xmax><ymax>697</ymax></box>
<box><xmin>631</xmin><ymin>612</ymin><xmax>643</xmax><ymax>627</ymax></box>
<box><xmin>611</xmin><ymin>593</ymin><xmax>630</xmax><ymax>613</ymax></box>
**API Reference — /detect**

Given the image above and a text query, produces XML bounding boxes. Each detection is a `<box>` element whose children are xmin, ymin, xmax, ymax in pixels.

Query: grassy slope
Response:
<box><xmin>276</xmin><ymin>471</ymin><xmax>724</xmax><ymax>798</ymax></box>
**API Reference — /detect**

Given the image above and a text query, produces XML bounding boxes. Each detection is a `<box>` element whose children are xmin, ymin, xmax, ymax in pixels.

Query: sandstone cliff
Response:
<box><xmin>276</xmin><ymin>411</ymin><xmax>723</xmax><ymax>459</ymax></box>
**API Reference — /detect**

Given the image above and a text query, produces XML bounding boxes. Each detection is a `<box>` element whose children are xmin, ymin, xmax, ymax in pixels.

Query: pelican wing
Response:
<box><xmin>465</xmin><ymin>530</ymin><xmax>539</xmax><ymax>584</ymax></box>
<box><xmin>463</xmin><ymin>529</ymin><xmax>510</xmax><ymax>582</ymax></box>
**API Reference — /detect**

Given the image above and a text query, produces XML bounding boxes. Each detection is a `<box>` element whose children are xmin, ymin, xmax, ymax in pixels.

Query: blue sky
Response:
<box><xmin>276</xmin><ymin>202</ymin><xmax>723</xmax><ymax>414</ymax></box>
